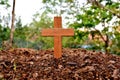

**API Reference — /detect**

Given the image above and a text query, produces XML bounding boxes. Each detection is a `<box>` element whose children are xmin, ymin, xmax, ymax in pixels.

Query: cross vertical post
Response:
<box><xmin>54</xmin><ymin>17</ymin><xmax>62</xmax><ymax>58</ymax></box>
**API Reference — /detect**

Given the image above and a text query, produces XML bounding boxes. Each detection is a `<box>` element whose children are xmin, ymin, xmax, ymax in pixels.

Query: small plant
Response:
<box><xmin>13</xmin><ymin>62</ymin><xmax>17</xmax><ymax>71</ymax></box>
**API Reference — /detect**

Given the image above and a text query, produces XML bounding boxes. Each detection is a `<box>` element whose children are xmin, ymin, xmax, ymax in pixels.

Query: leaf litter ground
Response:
<box><xmin>0</xmin><ymin>48</ymin><xmax>120</xmax><ymax>80</ymax></box>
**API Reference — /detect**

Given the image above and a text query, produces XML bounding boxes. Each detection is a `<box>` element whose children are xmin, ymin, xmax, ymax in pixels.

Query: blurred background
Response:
<box><xmin>0</xmin><ymin>0</ymin><xmax>120</xmax><ymax>55</ymax></box>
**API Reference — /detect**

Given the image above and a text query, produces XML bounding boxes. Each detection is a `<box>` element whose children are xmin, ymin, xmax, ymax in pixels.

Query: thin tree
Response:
<box><xmin>10</xmin><ymin>0</ymin><xmax>16</xmax><ymax>47</ymax></box>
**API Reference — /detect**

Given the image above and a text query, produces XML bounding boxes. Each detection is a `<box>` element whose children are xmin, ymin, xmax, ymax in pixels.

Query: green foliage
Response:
<box><xmin>0</xmin><ymin>25</ymin><xmax>10</xmax><ymax>49</ymax></box>
<box><xmin>78</xmin><ymin>1</ymin><xmax>119</xmax><ymax>51</ymax></box>
<box><xmin>0</xmin><ymin>27</ymin><xmax>10</xmax><ymax>41</ymax></box>
<box><xmin>38</xmin><ymin>37</ymin><xmax>53</xmax><ymax>49</ymax></box>
<box><xmin>110</xmin><ymin>26</ymin><xmax>120</xmax><ymax>55</ymax></box>
<box><xmin>75</xmin><ymin>30</ymin><xmax>89</xmax><ymax>40</ymax></box>
<box><xmin>0</xmin><ymin>0</ymin><xmax>10</xmax><ymax>7</ymax></box>
<box><xmin>0</xmin><ymin>0</ymin><xmax>10</xmax><ymax>48</ymax></box>
<box><xmin>39</xmin><ymin>0</ymin><xmax>120</xmax><ymax>54</ymax></box>
<box><xmin>20</xmin><ymin>11</ymin><xmax>54</xmax><ymax>49</ymax></box>
<box><xmin>14</xmin><ymin>18</ymin><xmax>28</xmax><ymax>40</ymax></box>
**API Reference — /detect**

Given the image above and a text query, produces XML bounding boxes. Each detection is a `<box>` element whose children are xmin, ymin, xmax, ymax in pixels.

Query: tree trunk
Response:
<box><xmin>10</xmin><ymin>0</ymin><xmax>16</xmax><ymax>47</ymax></box>
<box><xmin>105</xmin><ymin>34</ymin><xmax>109</xmax><ymax>54</ymax></box>
<box><xmin>94</xmin><ymin>28</ymin><xmax>109</xmax><ymax>53</ymax></box>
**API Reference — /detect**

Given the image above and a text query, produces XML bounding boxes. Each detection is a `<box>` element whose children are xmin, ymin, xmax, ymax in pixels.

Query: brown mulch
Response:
<box><xmin>0</xmin><ymin>48</ymin><xmax>120</xmax><ymax>80</ymax></box>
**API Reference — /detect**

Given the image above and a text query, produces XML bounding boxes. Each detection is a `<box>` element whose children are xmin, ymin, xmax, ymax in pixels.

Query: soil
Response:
<box><xmin>0</xmin><ymin>48</ymin><xmax>120</xmax><ymax>80</ymax></box>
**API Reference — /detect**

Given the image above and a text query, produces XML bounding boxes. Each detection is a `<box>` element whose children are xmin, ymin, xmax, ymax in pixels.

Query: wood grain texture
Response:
<box><xmin>54</xmin><ymin>17</ymin><xmax>62</xmax><ymax>58</ymax></box>
<box><xmin>54</xmin><ymin>36</ymin><xmax>62</xmax><ymax>59</ymax></box>
<box><xmin>41</xmin><ymin>29</ymin><xmax>74</xmax><ymax>36</ymax></box>
<box><xmin>54</xmin><ymin>17</ymin><xmax>62</xmax><ymax>28</ymax></box>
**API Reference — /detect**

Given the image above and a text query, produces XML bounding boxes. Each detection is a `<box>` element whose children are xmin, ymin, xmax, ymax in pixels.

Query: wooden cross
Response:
<box><xmin>41</xmin><ymin>16</ymin><xmax>74</xmax><ymax>58</ymax></box>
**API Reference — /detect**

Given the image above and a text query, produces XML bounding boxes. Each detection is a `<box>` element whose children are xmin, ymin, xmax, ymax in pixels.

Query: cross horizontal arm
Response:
<box><xmin>41</xmin><ymin>28</ymin><xmax>74</xmax><ymax>36</ymax></box>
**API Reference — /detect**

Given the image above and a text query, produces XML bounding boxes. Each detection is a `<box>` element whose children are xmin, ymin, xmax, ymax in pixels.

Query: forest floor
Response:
<box><xmin>0</xmin><ymin>48</ymin><xmax>120</xmax><ymax>80</ymax></box>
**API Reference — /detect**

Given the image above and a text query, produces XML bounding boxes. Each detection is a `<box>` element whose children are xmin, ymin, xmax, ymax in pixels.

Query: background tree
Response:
<box><xmin>10</xmin><ymin>0</ymin><xmax>16</xmax><ymax>47</ymax></box>
<box><xmin>0</xmin><ymin>0</ymin><xmax>11</xmax><ymax>49</ymax></box>
<box><xmin>27</xmin><ymin>11</ymin><xmax>54</xmax><ymax>49</ymax></box>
